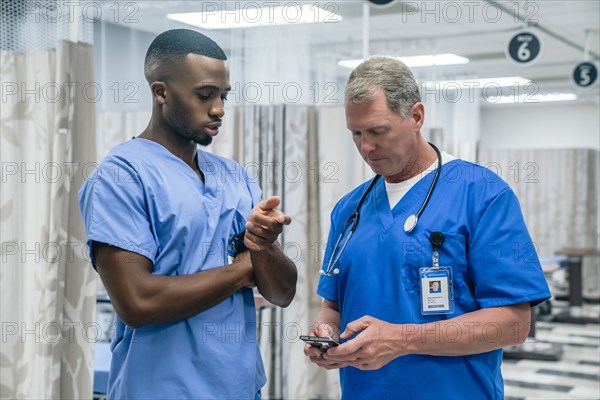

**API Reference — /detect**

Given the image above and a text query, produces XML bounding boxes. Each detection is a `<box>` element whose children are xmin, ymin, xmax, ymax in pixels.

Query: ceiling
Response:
<box><xmin>101</xmin><ymin>0</ymin><xmax>600</xmax><ymax>101</ymax></box>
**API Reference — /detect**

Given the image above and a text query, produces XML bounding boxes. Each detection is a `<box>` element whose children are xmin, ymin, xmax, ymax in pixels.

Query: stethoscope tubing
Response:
<box><xmin>414</xmin><ymin>143</ymin><xmax>442</xmax><ymax>222</ymax></box>
<box><xmin>321</xmin><ymin>142</ymin><xmax>442</xmax><ymax>276</ymax></box>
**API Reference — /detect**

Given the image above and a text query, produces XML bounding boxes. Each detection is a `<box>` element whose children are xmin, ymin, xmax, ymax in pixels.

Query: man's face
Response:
<box><xmin>345</xmin><ymin>89</ymin><xmax>423</xmax><ymax>182</ymax></box>
<box><xmin>162</xmin><ymin>54</ymin><xmax>231</xmax><ymax>146</ymax></box>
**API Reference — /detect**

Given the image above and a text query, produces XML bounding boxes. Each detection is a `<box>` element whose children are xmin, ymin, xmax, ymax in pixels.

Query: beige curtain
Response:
<box><xmin>211</xmin><ymin>105</ymin><xmax>319</xmax><ymax>398</ymax></box>
<box><xmin>0</xmin><ymin>39</ymin><xmax>97</xmax><ymax>400</ymax></box>
<box><xmin>211</xmin><ymin>104</ymin><xmax>369</xmax><ymax>399</ymax></box>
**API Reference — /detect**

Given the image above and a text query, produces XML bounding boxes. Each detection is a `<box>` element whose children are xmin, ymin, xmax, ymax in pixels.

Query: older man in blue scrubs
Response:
<box><xmin>305</xmin><ymin>56</ymin><xmax>550</xmax><ymax>399</ymax></box>
<box><xmin>79</xmin><ymin>29</ymin><xmax>297</xmax><ymax>399</ymax></box>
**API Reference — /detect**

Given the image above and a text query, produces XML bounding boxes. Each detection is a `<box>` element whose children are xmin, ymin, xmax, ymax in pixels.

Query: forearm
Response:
<box><xmin>313</xmin><ymin>301</ymin><xmax>341</xmax><ymax>337</ymax></box>
<box><xmin>305</xmin><ymin>301</ymin><xmax>343</xmax><ymax>368</ymax></box>
<box><xmin>139</xmin><ymin>264</ymin><xmax>252</xmax><ymax>326</ymax></box>
<box><xmin>100</xmin><ymin>258</ymin><xmax>253</xmax><ymax>328</ymax></box>
<box><xmin>250</xmin><ymin>243</ymin><xmax>297</xmax><ymax>307</ymax></box>
<box><xmin>403</xmin><ymin>304</ymin><xmax>531</xmax><ymax>356</ymax></box>
<box><xmin>322</xmin><ymin>303</ymin><xmax>531</xmax><ymax>370</ymax></box>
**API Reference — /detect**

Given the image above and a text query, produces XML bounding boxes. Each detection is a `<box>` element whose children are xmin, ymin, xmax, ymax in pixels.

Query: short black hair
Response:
<box><xmin>144</xmin><ymin>29</ymin><xmax>227</xmax><ymax>83</ymax></box>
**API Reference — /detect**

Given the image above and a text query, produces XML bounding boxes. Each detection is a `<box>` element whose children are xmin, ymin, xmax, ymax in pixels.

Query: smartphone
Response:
<box><xmin>300</xmin><ymin>335</ymin><xmax>339</xmax><ymax>350</ymax></box>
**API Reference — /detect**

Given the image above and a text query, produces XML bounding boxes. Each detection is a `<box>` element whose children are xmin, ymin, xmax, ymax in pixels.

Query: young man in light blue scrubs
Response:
<box><xmin>305</xmin><ymin>56</ymin><xmax>551</xmax><ymax>399</ymax></box>
<box><xmin>79</xmin><ymin>29</ymin><xmax>297</xmax><ymax>399</ymax></box>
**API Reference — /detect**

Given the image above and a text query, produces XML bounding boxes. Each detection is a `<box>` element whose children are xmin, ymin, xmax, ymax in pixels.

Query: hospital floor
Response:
<box><xmin>503</xmin><ymin>301</ymin><xmax>600</xmax><ymax>400</ymax></box>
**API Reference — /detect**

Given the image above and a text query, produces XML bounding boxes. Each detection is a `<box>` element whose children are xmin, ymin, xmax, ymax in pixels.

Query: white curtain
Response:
<box><xmin>0</xmin><ymin>2</ymin><xmax>96</xmax><ymax>398</ymax></box>
<box><xmin>478</xmin><ymin>148</ymin><xmax>600</xmax><ymax>297</ymax></box>
<box><xmin>315</xmin><ymin>106</ymin><xmax>369</xmax><ymax>398</ymax></box>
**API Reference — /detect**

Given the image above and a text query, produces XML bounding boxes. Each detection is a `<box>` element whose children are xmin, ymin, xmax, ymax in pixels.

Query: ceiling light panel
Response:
<box><xmin>168</xmin><ymin>4</ymin><xmax>342</xmax><ymax>29</ymax></box>
<box><xmin>338</xmin><ymin>54</ymin><xmax>469</xmax><ymax>69</ymax></box>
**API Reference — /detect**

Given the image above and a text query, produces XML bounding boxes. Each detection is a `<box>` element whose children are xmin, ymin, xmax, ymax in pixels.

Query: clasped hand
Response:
<box><xmin>306</xmin><ymin>316</ymin><xmax>404</xmax><ymax>371</ymax></box>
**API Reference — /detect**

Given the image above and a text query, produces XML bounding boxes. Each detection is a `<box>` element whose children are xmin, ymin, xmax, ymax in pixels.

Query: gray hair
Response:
<box><xmin>345</xmin><ymin>56</ymin><xmax>421</xmax><ymax>119</ymax></box>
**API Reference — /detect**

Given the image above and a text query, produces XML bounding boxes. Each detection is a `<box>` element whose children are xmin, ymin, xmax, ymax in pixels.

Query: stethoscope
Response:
<box><xmin>321</xmin><ymin>142</ymin><xmax>442</xmax><ymax>276</ymax></box>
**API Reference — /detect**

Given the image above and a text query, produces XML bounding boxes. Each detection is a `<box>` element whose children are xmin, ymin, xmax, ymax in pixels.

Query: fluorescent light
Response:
<box><xmin>168</xmin><ymin>4</ymin><xmax>342</xmax><ymax>29</ymax></box>
<box><xmin>435</xmin><ymin>77</ymin><xmax>531</xmax><ymax>87</ymax></box>
<box><xmin>424</xmin><ymin>77</ymin><xmax>531</xmax><ymax>88</ymax></box>
<box><xmin>491</xmin><ymin>93</ymin><xmax>577</xmax><ymax>104</ymax></box>
<box><xmin>338</xmin><ymin>54</ymin><xmax>469</xmax><ymax>69</ymax></box>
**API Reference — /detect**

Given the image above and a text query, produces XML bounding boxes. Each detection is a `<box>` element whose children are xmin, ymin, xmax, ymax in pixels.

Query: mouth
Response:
<box><xmin>203</xmin><ymin>122</ymin><xmax>222</xmax><ymax>136</ymax></box>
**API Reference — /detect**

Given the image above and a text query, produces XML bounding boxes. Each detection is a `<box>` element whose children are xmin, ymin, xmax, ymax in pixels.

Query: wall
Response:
<box><xmin>93</xmin><ymin>21</ymin><xmax>155</xmax><ymax>112</ymax></box>
<box><xmin>480</xmin><ymin>101</ymin><xmax>600</xmax><ymax>150</ymax></box>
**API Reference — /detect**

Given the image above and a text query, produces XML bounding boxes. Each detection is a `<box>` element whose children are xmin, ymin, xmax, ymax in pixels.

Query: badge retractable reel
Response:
<box><xmin>419</xmin><ymin>232</ymin><xmax>454</xmax><ymax>315</ymax></box>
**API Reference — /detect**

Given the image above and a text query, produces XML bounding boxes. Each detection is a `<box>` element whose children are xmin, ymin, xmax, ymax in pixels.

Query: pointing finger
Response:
<box><xmin>274</xmin><ymin>213</ymin><xmax>292</xmax><ymax>225</ymax></box>
<box><xmin>258</xmin><ymin>196</ymin><xmax>281</xmax><ymax>211</ymax></box>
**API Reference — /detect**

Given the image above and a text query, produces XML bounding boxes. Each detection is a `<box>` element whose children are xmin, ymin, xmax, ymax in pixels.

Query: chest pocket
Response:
<box><xmin>401</xmin><ymin>230</ymin><xmax>470</xmax><ymax>295</ymax></box>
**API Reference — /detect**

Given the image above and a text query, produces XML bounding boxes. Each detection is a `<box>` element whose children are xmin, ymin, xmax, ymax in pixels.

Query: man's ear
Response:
<box><xmin>151</xmin><ymin>81</ymin><xmax>167</xmax><ymax>105</ymax></box>
<box><xmin>411</xmin><ymin>102</ymin><xmax>425</xmax><ymax>131</ymax></box>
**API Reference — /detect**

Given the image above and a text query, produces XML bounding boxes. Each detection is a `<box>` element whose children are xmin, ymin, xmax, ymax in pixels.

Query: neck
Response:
<box><xmin>385</xmin><ymin>141</ymin><xmax>438</xmax><ymax>183</ymax></box>
<box><xmin>139</xmin><ymin>116</ymin><xmax>198</xmax><ymax>167</ymax></box>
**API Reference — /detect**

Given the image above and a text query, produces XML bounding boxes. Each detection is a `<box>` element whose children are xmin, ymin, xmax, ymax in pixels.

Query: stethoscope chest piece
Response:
<box><xmin>404</xmin><ymin>214</ymin><xmax>418</xmax><ymax>233</ymax></box>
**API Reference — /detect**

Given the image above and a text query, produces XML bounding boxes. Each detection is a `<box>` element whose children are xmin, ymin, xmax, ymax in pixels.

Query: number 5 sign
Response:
<box><xmin>507</xmin><ymin>31</ymin><xmax>542</xmax><ymax>66</ymax></box>
<box><xmin>572</xmin><ymin>61</ymin><xmax>598</xmax><ymax>89</ymax></box>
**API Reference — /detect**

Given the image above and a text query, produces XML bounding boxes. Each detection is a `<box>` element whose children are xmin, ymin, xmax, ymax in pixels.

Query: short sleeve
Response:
<box><xmin>468</xmin><ymin>188</ymin><xmax>551</xmax><ymax>308</ymax></box>
<box><xmin>78</xmin><ymin>157</ymin><xmax>158</xmax><ymax>269</ymax></box>
<box><xmin>317</xmin><ymin>207</ymin><xmax>341</xmax><ymax>303</ymax></box>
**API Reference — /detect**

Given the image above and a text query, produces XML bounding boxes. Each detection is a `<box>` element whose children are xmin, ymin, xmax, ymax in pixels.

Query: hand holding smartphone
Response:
<box><xmin>300</xmin><ymin>335</ymin><xmax>339</xmax><ymax>350</ymax></box>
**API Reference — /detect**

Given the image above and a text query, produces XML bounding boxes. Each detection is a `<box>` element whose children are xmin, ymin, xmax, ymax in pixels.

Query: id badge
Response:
<box><xmin>419</xmin><ymin>267</ymin><xmax>454</xmax><ymax>315</ymax></box>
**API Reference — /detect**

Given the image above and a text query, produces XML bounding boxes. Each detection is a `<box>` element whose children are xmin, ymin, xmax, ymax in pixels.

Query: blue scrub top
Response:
<box><xmin>79</xmin><ymin>138</ymin><xmax>265</xmax><ymax>399</ymax></box>
<box><xmin>317</xmin><ymin>159</ymin><xmax>551</xmax><ymax>400</ymax></box>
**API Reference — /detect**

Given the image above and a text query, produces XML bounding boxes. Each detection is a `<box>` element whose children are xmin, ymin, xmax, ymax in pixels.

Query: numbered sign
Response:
<box><xmin>367</xmin><ymin>0</ymin><xmax>396</xmax><ymax>7</ymax></box>
<box><xmin>507</xmin><ymin>31</ymin><xmax>542</xmax><ymax>65</ymax></box>
<box><xmin>572</xmin><ymin>61</ymin><xmax>598</xmax><ymax>88</ymax></box>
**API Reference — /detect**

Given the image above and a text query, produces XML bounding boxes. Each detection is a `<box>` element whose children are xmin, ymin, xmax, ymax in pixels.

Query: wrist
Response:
<box><xmin>400</xmin><ymin>323</ymin><xmax>419</xmax><ymax>355</ymax></box>
<box><xmin>231</xmin><ymin>260</ymin><xmax>254</xmax><ymax>288</ymax></box>
<box><xmin>228</xmin><ymin>231</ymin><xmax>249</xmax><ymax>257</ymax></box>
<box><xmin>248</xmin><ymin>242</ymin><xmax>278</xmax><ymax>263</ymax></box>
<box><xmin>250</xmin><ymin>241</ymin><xmax>276</xmax><ymax>253</ymax></box>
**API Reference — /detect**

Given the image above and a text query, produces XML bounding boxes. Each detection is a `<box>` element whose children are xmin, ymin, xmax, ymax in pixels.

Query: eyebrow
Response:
<box><xmin>367</xmin><ymin>125</ymin><xmax>388</xmax><ymax>131</ymax></box>
<box><xmin>195</xmin><ymin>84</ymin><xmax>231</xmax><ymax>92</ymax></box>
<box><xmin>348</xmin><ymin>124</ymin><xmax>388</xmax><ymax>132</ymax></box>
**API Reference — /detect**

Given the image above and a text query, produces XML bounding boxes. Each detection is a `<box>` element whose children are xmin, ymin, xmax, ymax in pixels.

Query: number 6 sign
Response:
<box><xmin>507</xmin><ymin>30</ymin><xmax>542</xmax><ymax>66</ymax></box>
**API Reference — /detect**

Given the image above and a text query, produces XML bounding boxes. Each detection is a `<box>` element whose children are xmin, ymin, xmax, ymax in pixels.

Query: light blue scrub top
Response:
<box><xmin>317</xmin><ymin>159</ymin><xmax>551</xmax><ymax>400</ymax></box>
<box><xmin>79</xmin><ymin>138</ymin><xmax>266</xmax><ymax>399</ymax></box>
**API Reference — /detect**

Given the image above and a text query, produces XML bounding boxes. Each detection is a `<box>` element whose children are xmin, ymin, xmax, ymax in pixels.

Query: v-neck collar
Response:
<box><xmin>133</xmin><ymin>137</ymin><xmax>216</xmax><ymax>194</ymax></box>
<box><xmin>373</xmin><ymin>168</ymin><xmax>438</xmax><ymax>233</ymax></box>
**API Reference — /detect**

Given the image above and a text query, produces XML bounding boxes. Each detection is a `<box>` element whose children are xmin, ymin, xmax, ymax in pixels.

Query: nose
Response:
<box><xmin>209</xmin><ymin>98</ymin><xmax>225</xmax><ymax>119</ymax></box>
<box><xmin>359</xmin><ymin>134</ymin><xmax>376</xmax><ymax>155</ymax></box>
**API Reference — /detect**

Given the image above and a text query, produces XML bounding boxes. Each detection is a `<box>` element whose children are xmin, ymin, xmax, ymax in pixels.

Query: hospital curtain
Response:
<box><xmin>211</xmin><ymin>104</ymin><xmax>372</xmax><ymax>399</ymax></box>
<box><xmin>477</xmin><ymin>148</ymin><xmax>600</xmax><ymax>297</ymax></box>
<box><xmin>0</xmin><ymin>2</ymin><xmax>97</xmax><ymax>398</ymax></box>
<box><xmin>212</xmin><ymin>105</ymin><xmax>321</xmax><ymax>398</ymax></box>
